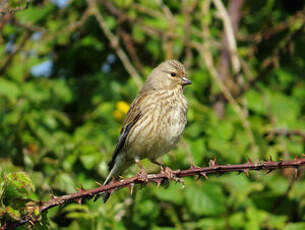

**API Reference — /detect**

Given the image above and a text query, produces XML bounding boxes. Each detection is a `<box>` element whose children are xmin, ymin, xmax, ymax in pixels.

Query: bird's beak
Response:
<box><xmin>182</xmin><ymin>76</ymin><xmax>192</xmax><ymax>86</ymax></box>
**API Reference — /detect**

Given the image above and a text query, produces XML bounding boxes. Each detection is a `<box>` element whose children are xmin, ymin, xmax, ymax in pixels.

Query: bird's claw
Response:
<box><xmin>137</xmin><ymin>168</ymin><xmax>148</xmax><ymax>182</ymax></box>
<box><xmin>161</xmin><ymin>167</ymin><xmax>183</xmax><ymax>184</ymax></box>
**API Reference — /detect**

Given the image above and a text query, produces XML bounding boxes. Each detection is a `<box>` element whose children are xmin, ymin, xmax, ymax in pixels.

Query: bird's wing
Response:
<box><xmin>108</xmin><ymin>93</ymin><xmax>147</xmax><ymax>171</ymax></box>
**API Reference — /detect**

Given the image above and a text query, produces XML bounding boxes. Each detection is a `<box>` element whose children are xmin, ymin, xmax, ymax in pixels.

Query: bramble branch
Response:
<box><xmin>5</xmin><ymin>157</ymin><xmax>305</xmax><ymax>229</ymax></box>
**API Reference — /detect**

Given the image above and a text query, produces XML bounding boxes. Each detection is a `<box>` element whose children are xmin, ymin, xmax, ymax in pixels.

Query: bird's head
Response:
<box><xmin>143</xmin><ymin>59</ymin><xmax>191</xmax><ymax>91</ymax></box>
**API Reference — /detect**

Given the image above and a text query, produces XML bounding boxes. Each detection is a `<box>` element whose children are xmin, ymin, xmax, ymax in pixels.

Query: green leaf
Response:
<box><xmin>15</xmin><ymin>4</ymin><xmax>54</xmax><ymax>23</ymax></box>
<box><xmin>79</xmin><ymin>146</ymin><xmax>101</xmax><ymax>170</ymax></box>
<box><xmin>0</xmin><ymin>79</ymin><xmax>20</xmax><ymax>103</ymax></box>
<box><xmin>4</xmin><ymin>172</ymin><xmax>35</xmax><ymax>199</ymax></box>
<box><xmin>283</xmin><ymin>223</ymin><xmax>305</xmax><ymax>230</ymax></box>
<box><xmin>153</xmin><ymin>182</ymin><xmax>184</xmax><ymax>205</ymax></box>
<box><xmin>186</xmin><ymin>183</ymin><xmax>225</xmax><ymax>216</ymax></box>
<box><xmin>54</xmin><ymin>173</ymin><xmax>75</xmax><ymax>193</ymax></box>
<box><xmin>245</xmin><ymin>89</ymin><xmax>266</xmax><ymax>114</ymax></box>
<box><xmin>190</xmin><ymin>138</ymin><xmax>205</xmax><ymax>165</ymax></box>
<box><xmin>229</xmin><ymin>212</ymin><xmax>246</xmax><ymax>228</ymax></box>
<box><xmin>6</xmin><ymin>206</ymin><xmax>21</xmax><ymax>220</ymax></box>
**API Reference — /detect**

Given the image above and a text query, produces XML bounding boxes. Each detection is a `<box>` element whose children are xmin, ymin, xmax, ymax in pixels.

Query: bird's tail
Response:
<box><xmin>100</xmin><ymin>166</ymin><xmax>117</xmax><ymax>203</ymax></box>
<box><xmin>97</xmin><ymin>155</ymin><xmax>130</xmax><ymax>203</ymax></box>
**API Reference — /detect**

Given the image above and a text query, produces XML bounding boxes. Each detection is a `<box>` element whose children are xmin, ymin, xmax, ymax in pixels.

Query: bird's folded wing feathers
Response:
<box><xmin>108</xmin><ymin>93</ymin><xmax>147</xmax><ymax>171</ymax></box>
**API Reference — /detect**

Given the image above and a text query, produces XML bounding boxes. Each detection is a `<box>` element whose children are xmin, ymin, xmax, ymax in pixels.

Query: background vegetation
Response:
<box><xmin>1</xmin><ymin>0</ymin><xmax>305</xmax><ymax>229</ymax></box>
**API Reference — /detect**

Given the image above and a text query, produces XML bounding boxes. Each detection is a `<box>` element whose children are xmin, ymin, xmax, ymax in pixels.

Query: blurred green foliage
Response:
<box><xmin>0</xmin><ymin>0</ymin><xmax>305</xmax><ymax>229</ymax></box>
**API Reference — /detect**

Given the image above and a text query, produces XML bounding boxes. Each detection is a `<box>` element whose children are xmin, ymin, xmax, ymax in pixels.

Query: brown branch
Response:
<box><xmin>118</xmin><ymin>28</ymin><xmax>145</xmax><ymax>75</ymax></box>
<box><xmin>157</xmin><ymin>0</ymin><xmax>175</xmax><ymax>59</ymax></box>
<box><xmin>182</xmin><ymin>0</ymin><xmax>197</xmax><ymax>68</ymax></box>
<box><xmin>88</xmin><ymin>0</ymin><xmax>143</xmax><ymax>88</ymax></box>
<box><xmin>100</xmin><ymin>0</ymin><xmax>164</xmax><ymax>38</ymax></box>
<box><xmin>265</xmin><ymin>128</ymin><xmax>305</xmax><ymax>140</ymax></box>
<box><xmin>0</xmin><ymin>0</ymin><xmax>30</xmax><ymax>16</ymax></box>
<box><xmin>194</xmin><ymin>39</ymin><xmax>258</xmax><ymax>158</ymax></box>
<box><xmin>0</xmin><ymin>9</ymin><xmax>90</xmax><ymax>76</ymax></box>
<box><xmin>6</xmin><ymin>157</ymin><xmax>305</xmax><ymax>229</ymax></box>
<box><xmin>215</xmin><ymin>0</ymin><xmax>243</xmax><ymax>117</ymax></box>
<box><xmin>193</xmin><ymin>0</ymin><xmax>259</xmax><ymax>159</ymax></box>
<box><xmin>237</xmin><ymin>8</ymin><xmax>305</xmax><ymax>43</ymax></box>
<box><xmin>133</xmin><ymin>3</ymin><xmax>164</xmax><ymax>19</ymax></box>
<box><xmin>217</xmin><ymin>0</ymin><xmax>243</xmax><ymax>84</ymax></box>
<box><xmin>0</xmin><ymin>31</ymin><xmax>31</xmax><ymax>75</ymax></box>
<box><xmin>34</xmin><ymin>8</ymin><xmax>91</xmax><ymax>46</ymax></box>
<box><xmin>213</xmin><ymin>0</ymin><xmax>241</xmax><ymax>75</ymax></box>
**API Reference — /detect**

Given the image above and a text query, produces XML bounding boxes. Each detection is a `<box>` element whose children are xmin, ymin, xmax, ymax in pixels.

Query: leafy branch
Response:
<box><xmin>0</xmin><ymin>0</ymin><xmax>31</xmax><ymax>16</ymax></box>
<box><xmin>4</xmin><ymin>156</ymin><xmax>305</xmax><ymax>229</ymax></box>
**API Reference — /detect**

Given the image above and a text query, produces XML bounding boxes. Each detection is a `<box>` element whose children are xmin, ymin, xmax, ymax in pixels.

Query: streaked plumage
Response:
<box><xmin>102</xmin><ymin>60</ymin><xmax>191</xmax><ymax>202</ymax></box>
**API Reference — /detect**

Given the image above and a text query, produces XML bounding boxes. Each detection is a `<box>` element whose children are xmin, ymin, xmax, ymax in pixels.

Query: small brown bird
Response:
<box><xmin>101</xmin><ymin>59</ymin><xmax>191</xmax><ymax>202</ymax></box>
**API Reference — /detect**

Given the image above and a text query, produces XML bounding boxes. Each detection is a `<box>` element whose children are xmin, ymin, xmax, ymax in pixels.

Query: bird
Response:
<box><xmin>100</xmin><ymin>59</ymin><xmax>191</xmax><ymax>202</ymax></box>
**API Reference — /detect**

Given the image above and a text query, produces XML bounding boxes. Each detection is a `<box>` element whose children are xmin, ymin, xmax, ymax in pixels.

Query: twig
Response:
<box><xmin>194</xmin><ymin>0</ymin><xmax>258</xmax><ymax>159</ymax></box>
<box><xmin>237</xmin><ymin>8</ymin><xmax>305</xmax><ymax>43</ymax></box>
<box><xmin>118</xmin><ymin>28</ymin><xmax>145</xmax><ymax>75</ymax></box>
<box><xmin>0</xmin><ymin>9</ymin><xmax>91</xmax><ymax>75</ymax></box>
<box><xmin>0</xmin><ymin>31</ymin><xmax>30</xmax><ymax>74</ymax></box>
<box><xmin>213</xmin><ymin>0</ymin><xmax>241</xmax><ymax>75</ymax></box>
<box><xmin>88</xmin><ymin>0</ymin><xmax>143</xmax><ymax>88</ymax></box>
<box><xmin>100</xmin><ymin>0</ymin><xmax>164</xmax><ymax>38</ymax></box>
<box><xmin>133</xmin><ymin>3</ymin><xmax>164</xmax><ymax>19</ymax></box>
<box><xmin>215</xmin><ymin>0</ymin><xmax>243</xmax><ymax>117</ymax></box>
<box><xmin>194</xmin><ymin>41</ymin><xmax>258</xmax><ymax>157</ymax></box>
<box><xmin>182</xmin><ymin>0</ymin><xmax>197</xmax><ymax>68</ymax></box>
<box><xmin>0</xmin><ymin>0</ymin><xmax>30</xmax><ymax>16</ymax></box>
<box><xmin>217</xmin><ymin>0</ymin><xmax>243</xmax><ymax>83</ymax></box>
<box><xmin>265</xmin><ymin>128</ymin><xmax>305</xmax><ymax>140</ymax></box>
<box><xmin>157</xmin><ymin>0</ymin><xmax>175</xmax><ymax>59</ymax></box>
<box><xmin>6</xmin><ymin>157</ymin><xmax>305</xmax><ymax>229</ymax></box>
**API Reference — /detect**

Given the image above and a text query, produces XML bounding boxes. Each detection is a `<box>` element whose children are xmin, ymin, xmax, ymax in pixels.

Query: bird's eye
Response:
<box><xmin>170</xmin><ymin>72</ymin><xmax>177</xmax><ymax>77</ymax></box>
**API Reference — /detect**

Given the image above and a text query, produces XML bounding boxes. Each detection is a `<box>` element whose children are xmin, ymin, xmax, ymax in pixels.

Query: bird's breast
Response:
<box><xmin>125</xmin><ymin>89</ymin><xmax>188</xmax><ymax>160</ymax></box>
<box><xmin>159</xmin><ymin>100</ymin><xmax>187</xmax><ymax>149</ymax></box>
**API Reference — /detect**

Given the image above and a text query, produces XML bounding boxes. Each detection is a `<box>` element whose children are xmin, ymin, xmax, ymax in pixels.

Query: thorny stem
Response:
<box><xmin>6</xmin><ymin>157</ymin><xmax>305</xmax><ymax>229</ymax></box>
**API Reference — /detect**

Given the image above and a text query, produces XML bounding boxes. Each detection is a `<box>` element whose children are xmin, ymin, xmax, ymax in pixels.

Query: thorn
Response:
<box><xmin>295</xmin><ymin>155</ymin><xmax>299</xmax><ymax>160</ymax></box>
<box><xmin>118</xmin><ymin>176</ymin><xmax>124</xmax><ymax>180</ymax></box>
<box><xmin>209</xmin><ymin>157</ymin><xmax>217</xmax><ymax>167</ymax></box>
<box><xmin>269</xmin><ymin>155</ymin><xmax>273</xmax><ymax>162</ymax></box>
<box><xmin>78</xmin><ymin>185</ymin><xmax>86</xmax><ymax>192</ymax></box>
<box><xmin>278</xmin><ymin>160</ymin><xmax>283</xmax><ymax>166</ymax></box>
<box><xmin>244</xmin><ymin>169</ymin><xmax>249</xmax><ymax>176</ymax></box>
<box><xmin>248</xmin><ymin>157</ymin><xmax>253</xmax><ymax>164</ymax></box>
<box><xmin>108</xmin><ymin>189</ymin><xmax>115</xmax><ymax>195</ymax></box>
<box><xmin>136</xmin><ymin>169</ymin><xmax>148</xmax><ymax>182</ymax></box>
<box><xmin>76</xmin><ymin>198</ymin><xmax>82</xmax><ymax>205</ymax></box>
<box><xmin>155</xmin><ymin>178</ymin><xmax>163</xmax><ymax>187</ymax></box>
<box><xmin>200</xmin><ymin>172</ymin><xmax>208</xmax><ymax>179</ymax></box>
<box><xmin>95</xmin><ymin>181</ymin><xmax>102</xmax><ymax>187</ymax></box>
<box><xmin>50</xmin><ymin>194</ymin><xmax>57</xmax><ymax>199</ymax></box>
<box><xmin>266</xmin><ymin>169</ymin><xmax>273</xmax><ymax>174</ymax></box>
<box><xmin>129</xmin><ymin>183</ymin><xmax>135</xmax><ymax>195</ymax></box>
<box><xmin>190</xmin><ymin>163</ymin><xmax>196</xmax><ymax>169</ymax></box>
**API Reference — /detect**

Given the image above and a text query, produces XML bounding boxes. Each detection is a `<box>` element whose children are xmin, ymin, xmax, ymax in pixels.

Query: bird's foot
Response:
<box><xmin>135</xmin><ymin>157</ymin><xmax>148</xmax><ymax>182</ymax></box>
<box><xmin>137</xmin><ymin>168</ymin><xmax>148</xmax><ymax>182</ymax></box>
<box><xmin>161</xmin><ymin>166</ymin><xmax>184</xmax><ymax>184</ymax></box>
